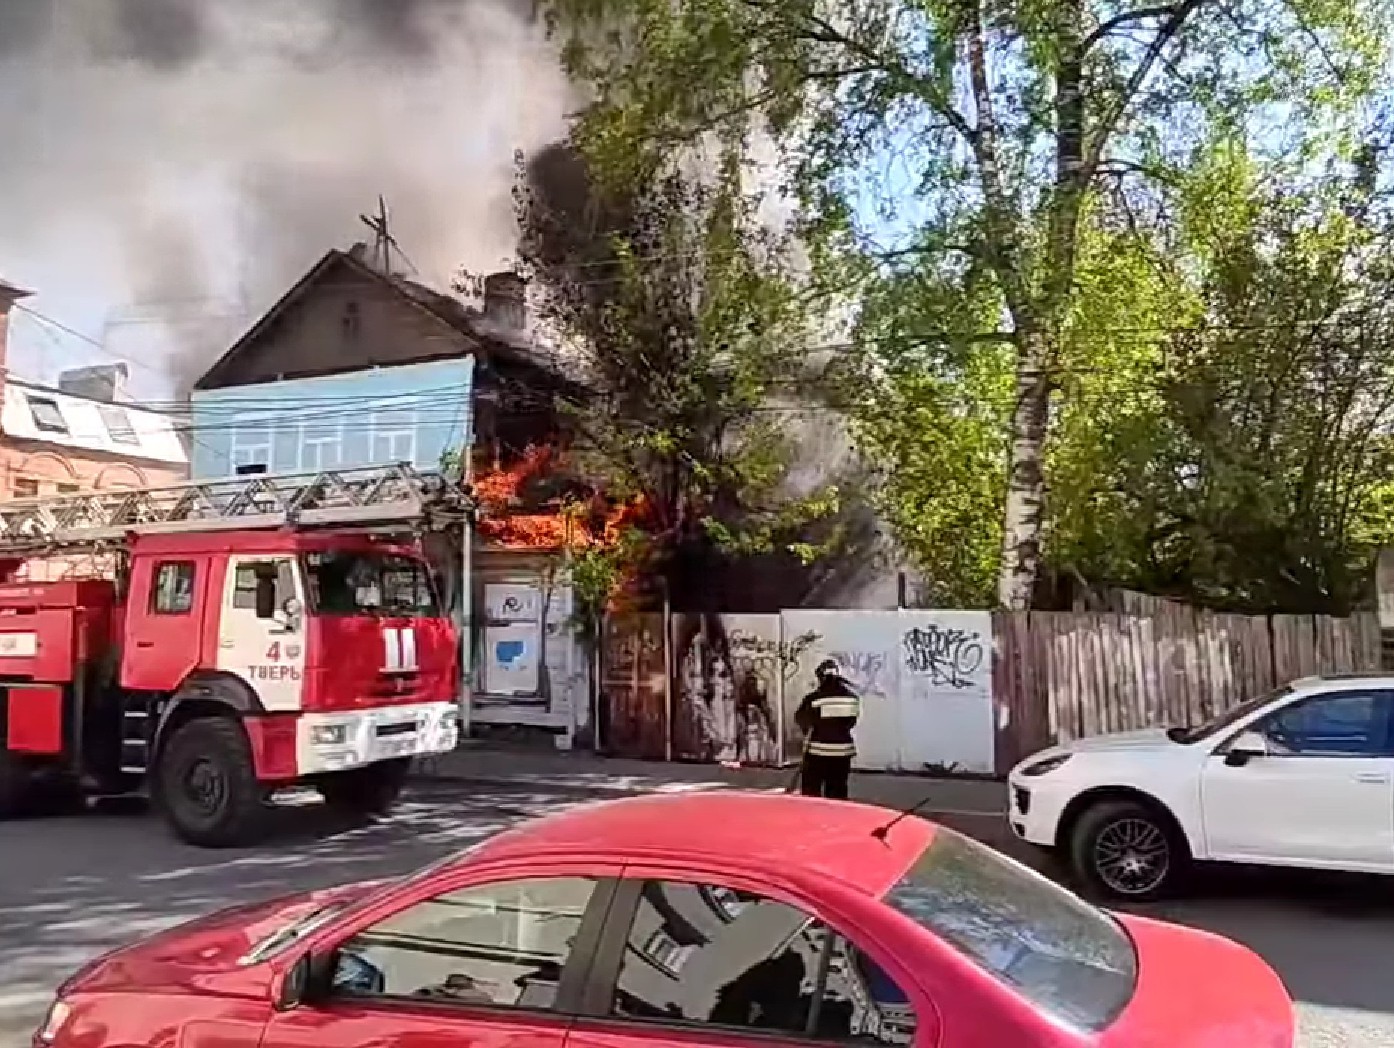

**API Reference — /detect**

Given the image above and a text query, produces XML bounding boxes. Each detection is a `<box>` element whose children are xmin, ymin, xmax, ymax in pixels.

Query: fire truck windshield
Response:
<box><xmin>303</xmin><ymin>550</ymin><xmax>440</xmax><ymax>618</ymax></box>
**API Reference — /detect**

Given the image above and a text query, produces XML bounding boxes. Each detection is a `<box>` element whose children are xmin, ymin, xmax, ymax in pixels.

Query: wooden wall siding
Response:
<box><xmin>995</xmin><ymin>610</ymin><xmax>1382</xmax><ymax>763</ymax></box>
<box><xmin>599</xmin><ymin>614</ymin><xmax>668</xmax><ymax>759</ymax></box>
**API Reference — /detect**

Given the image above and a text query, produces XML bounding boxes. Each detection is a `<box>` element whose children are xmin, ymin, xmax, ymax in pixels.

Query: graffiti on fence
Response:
<box><xmin>602</xmin><ymin>614</ymin><xmax>668</xmax><ymax>759</ymax></box>
<box><xmin>729</xmin><ymin>628</ymin><xmax>820</xmax><ymax>686</ymax></box>
<box><xmin>674</xmin><ymin>615</ymin><xmax>814</xmax><ymax>766</ymax></box>
<box><xmin>828</xmin><ymin>649</ymin><xmax>892</xmax><ymax>698</ymax></box>
<box><xmin>902</xmin><ymin>623</ymin><xmax>986</xmax><ymax>690</ymax></box>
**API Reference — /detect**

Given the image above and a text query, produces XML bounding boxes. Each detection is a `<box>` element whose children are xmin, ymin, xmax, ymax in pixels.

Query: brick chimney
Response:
<box><xmin>59</xmin><ymin>363</ymin><xmax>129</xmax><ymax>403</ymax></box>
<box><xmin>0</xmin><ymin>279</ymin><xmax>33</xmax><ymax>390</ymax></box>
<box><xmin>482</xmin><ymin>272</ymin><xmax>526</xmax><ymax>331</ymax></box>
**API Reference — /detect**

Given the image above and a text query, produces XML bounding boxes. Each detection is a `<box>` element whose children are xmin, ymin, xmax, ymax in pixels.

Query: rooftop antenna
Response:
<box><xmin>869</xmin><ymin>794</ymin><xmax>937</xmax><ymax>843</ymax></box>
<box><xmin>360</xmin><ymin>196</ymin><xmax>393</xmax><ymax>274</ymax></box>
<box><xmin>358</xmin><ymin>196</ymin><xmax>419</xmax><ymax>278</ymax></box>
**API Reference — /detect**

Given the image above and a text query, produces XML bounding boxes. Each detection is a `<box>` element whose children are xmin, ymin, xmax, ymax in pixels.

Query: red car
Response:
<box><xmin>34</xmin><ymin>792</ymin><xmax>1292</xmax><ymax>1048</ymax></box>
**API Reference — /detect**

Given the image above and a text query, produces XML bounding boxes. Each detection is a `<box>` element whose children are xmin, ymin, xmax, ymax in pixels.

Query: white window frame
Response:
<box><xmin>25</xmin><ymin>395</ymin><xmax>68</xmax><ymax>434</ymax></box>
<box><xmin>230</xmin><ymin>418</ymin><xmax>272</xmax><ymax>477</ymax></box>
<box><xmin>301</xmin><ymin>420</ymin><xmax>343</xmax><ymax>473</ymax></box>
<box><xmin>97</xmin><ymin>404</ymin><xmax>139</xmax><ymax>445</ymax></box>
<box><xmin>371</xmin><ymin>408</ymin><xmax>417</xmax><ymax>466</ymax></box>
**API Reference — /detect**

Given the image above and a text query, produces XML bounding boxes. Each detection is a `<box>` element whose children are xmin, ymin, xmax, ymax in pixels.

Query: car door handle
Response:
<box><xmin>1354</xmin><ymin>772</ymin><xmax>1390</xmax><ymax>784</ymax></box>
<box><xmin>134</xmin><ymin>641</ymin><xmax>154</xmax><ymax>649</ymax></box>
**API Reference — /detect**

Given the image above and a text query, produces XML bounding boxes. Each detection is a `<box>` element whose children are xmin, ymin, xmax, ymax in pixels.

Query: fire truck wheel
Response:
<box><xmin>317</xmin><ymin>758</ymin><xmax>410</xmax><ymax>817</ymax></box>
<box><xmin>0</xmin><ymin>751</ymin><xmax>34</xmax><ymax>818</ymax></box>
<box><xmin>155</xmin><ymin>717</ymin><xmax>268</xmax><ymax>848</ymax></box>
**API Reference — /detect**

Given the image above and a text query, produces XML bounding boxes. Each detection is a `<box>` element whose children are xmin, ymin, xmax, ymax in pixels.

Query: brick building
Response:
<box><xmin>0</xmin><ymin>276</ymin><xmax>187</xmax><ymax>500</ymax></box>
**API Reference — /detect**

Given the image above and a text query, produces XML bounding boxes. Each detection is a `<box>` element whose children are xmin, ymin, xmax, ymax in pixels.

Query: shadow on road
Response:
<box><xmin>4</xmin><ymin>780</ymin><xmax>1393</xmax><ymax>1043</ymax></box>
<box><xmin>0</xmin><ymin>781</ymin><xmax>608</xmax><ymax>1041</ymax></box>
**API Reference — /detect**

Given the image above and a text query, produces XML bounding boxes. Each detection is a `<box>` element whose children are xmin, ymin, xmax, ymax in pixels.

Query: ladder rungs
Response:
<box><xmin>0</xmin><ymin>464</ymin><xmax>469</xmax><ymax>556</ymax></box>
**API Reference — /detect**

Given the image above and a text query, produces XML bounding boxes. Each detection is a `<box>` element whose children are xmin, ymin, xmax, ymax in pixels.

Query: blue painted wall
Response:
<box><xmin>189</xmin><ymin>358</ymin><xmax>474</xmax><ymax>479</ymax></box>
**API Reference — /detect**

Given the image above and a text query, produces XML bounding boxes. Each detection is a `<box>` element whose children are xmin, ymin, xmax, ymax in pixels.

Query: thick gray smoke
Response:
<box><xmin>0</xmin><ymin>0</ymin><xmax>572</xmax><ymax>395</ymax></box>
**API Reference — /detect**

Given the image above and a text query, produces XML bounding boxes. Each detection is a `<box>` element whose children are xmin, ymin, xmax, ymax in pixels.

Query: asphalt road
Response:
<box><xmin>1</xmin><ymin>780</ymin><xmax>1391</xmax><ymax>1047</ymax></box>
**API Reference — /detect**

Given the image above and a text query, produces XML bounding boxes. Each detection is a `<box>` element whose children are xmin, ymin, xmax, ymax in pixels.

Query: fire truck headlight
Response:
<box><xmin>311</xmin><ymin>724</ymin><xmax>350</xmax><ymax>746</ymax></box>
<box><xmin>35</xmin><ymin>998</ymin><xmax>72</xmax><ymax>1044</ymax></box>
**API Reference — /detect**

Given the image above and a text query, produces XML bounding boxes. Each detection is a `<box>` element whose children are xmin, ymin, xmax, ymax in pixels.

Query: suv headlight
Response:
<box><xmin>35</xmin><ymin>999</ymin><xmax>72</xmax><ymax>1044</ymax></box>
<box><xmin>1020</xmin><ymin>753</ymin><xmax>1072</xmax><ymax>777</ymax></box>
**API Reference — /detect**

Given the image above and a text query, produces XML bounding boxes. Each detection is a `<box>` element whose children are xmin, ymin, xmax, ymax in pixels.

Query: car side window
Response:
<box><xmin>331</xmin><ymin>876</ymin><xmax>598</xmax><ymax>1011</ymax></box>
<box><xmin>609</xmin><ymin>880</ymin><xmax>916</xmax><ymax>1045</ymax></box>
<box><xmin>1255</xmin><ymin>690</ymin><xmax>1394</xmax><ymax>757</ymax></box>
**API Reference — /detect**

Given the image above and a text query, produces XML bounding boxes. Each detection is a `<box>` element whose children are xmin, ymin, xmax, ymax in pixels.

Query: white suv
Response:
<box><xmin>1008</xmin><ymin>673</ymin><xmax>1394</xmax><ymax>900</ymax></box>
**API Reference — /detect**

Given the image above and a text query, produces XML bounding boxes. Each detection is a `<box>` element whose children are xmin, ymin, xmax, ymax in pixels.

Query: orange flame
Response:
<box><xmin>473</xmin><ymin>444</ymin><xmax>643</xmax><ymax>552</ymax></box>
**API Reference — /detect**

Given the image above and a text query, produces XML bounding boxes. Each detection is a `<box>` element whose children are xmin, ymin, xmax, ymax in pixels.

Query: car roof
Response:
<box><xmin>1292</xmin><ymin>672</ymin><xmax>1394</xmax><ymax>688</ymax></box>
<box><xmin>463</xmin><ymin>790</ymin><xmax>935</xmax><ymax>896</ymax></box>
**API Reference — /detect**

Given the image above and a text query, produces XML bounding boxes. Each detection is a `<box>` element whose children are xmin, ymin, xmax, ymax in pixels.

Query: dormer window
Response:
<box><xmin>98</xmin><ymin>404</ymin><xmax>139</xmax><ymax>445</ymax></box>
<box><xmin>26</xmin><ymin>395</ymin><xmax>68</xmax><ymax>434</ymax></box>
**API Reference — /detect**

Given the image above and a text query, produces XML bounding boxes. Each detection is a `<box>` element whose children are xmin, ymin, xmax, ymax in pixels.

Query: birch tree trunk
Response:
<box><xmin>998</xmin><ymin>334</ymin><xmax>1053</xmax><ymax>608</ymax></box>
<box><xmin>994</xmin><ymin>0</ymin><xmax>1085</xmax><ymax>610</ymax></box>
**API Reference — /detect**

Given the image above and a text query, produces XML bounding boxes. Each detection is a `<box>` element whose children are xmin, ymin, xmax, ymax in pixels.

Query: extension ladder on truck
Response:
<box><xmin>0</xmin><ymin>463</ymin><xmax>474</xmax><ymax>556</ymax></box>
<box><xmin>0</xmin><ymin>463</ymin><xmax>474</xmax><ymax>847</ymax></box>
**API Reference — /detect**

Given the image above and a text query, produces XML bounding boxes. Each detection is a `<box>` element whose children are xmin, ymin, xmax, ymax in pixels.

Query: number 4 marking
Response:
<box><xmin>266</xmin><ymin>642</ymin><xmax>281</xmax><ymax>661</ymax></box>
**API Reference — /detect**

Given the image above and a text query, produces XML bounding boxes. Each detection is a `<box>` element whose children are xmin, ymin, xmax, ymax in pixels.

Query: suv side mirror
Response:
<box><xmin>1225</xmin><ymin>730</ymin><xmax>1269</xmax><ymax>767</ymax></box>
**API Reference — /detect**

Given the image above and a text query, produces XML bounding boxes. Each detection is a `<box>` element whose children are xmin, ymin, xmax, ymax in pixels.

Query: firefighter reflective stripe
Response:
<box><xmin>812</xmin><ymin>696</ymin><xmax>860</xmax><ymax>719</ymax></box>
<box><xmin>808</xmin><ymin>741</ymin><xmax>856</xmax><ymax>757</ymax></box>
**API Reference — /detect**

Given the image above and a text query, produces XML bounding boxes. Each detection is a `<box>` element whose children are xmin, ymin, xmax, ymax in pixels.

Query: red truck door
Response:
<box><xmin>122</xmin><ymin>554</ymin><xmax>212</xmax><ymax>692</ymax></box>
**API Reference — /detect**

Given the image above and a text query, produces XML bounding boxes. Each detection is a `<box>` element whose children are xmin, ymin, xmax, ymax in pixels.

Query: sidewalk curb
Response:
<box><xmin>409</xmin><ymin>761</ymin><xmax>779</xmax><ymax>794</ymax></box>
<box><xmin>409</xmin><ymin>760</ymin><xmax>1008</xmax><ymax>818</ymax></box>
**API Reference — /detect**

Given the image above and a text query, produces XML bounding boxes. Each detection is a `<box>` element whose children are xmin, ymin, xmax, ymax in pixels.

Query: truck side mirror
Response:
<box><xmin>282</xmin><ymin>597</ymin><xmax>303</xmax><ymax>632</ymax></box>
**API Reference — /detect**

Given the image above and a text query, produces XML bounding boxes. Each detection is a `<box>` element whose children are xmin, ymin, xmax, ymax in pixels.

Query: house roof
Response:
<box><xmin>0</xmin><ymin>278</ymin><xmax>32</xmax><ymax>302</ymax></box>
<box><xmin>193</xmin><ymin>247</ymin><xmax>566</xmax><ymax>392</ymax></box>
<box><xmin>2</xmin><ymin>377</ymin><xmax>187</xmax><ymax>466</ymax></box>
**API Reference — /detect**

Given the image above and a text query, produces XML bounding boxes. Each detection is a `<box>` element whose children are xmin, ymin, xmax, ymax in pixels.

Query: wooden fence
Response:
<box><xmin>993</xmin><ymin>607</ymin><xmax>1382</xmax><ymax>768</ymax></box>
<box><xmin>599</xmin><ymin>605</ymin><xmax>1384</xmax><ymax>773</ymax></box>
<box><xmin>599</xmin><ymin>614</ymin><xmax>669</xmax><ymax>760</ymax></box>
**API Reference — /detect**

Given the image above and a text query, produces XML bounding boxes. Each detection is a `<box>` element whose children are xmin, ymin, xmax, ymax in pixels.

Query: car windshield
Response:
<box><xmin>885</xmin><ymin>829</ymin><xmax>1137</xmax><ymax>1033</ymax></box>
<box><xmin>303</xmin><ymin>550</ymin><xmax>440</xmax><ymax>618</ymax></box>
<box><xmin>1169</xmin><ymin>684</ymin><xmax>1293</xmax><ymax>744</ymax></box>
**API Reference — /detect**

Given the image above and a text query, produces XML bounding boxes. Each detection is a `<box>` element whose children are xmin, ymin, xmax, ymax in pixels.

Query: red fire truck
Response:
<box><xmin>0</xmin><ymin>465</ymin><xmax>468</xmax><ymax>847</ymax></box>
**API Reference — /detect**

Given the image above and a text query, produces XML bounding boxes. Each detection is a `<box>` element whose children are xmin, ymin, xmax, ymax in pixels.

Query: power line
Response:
<box><xmin>12</xmin><ymin>302</ymin><xmax>172</xmax><ymax>383</ymax></box>
<box><xmin>8</xmin><ymin>303</ymin><xmax>237</xmax><ymax>459</ymax></box>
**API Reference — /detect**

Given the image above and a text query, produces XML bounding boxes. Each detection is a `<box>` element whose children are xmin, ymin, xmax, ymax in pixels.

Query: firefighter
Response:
<box><xmin>794</xmin><ymin>658</ymin><xmax>860</xmax><ymax>799</ymax></box>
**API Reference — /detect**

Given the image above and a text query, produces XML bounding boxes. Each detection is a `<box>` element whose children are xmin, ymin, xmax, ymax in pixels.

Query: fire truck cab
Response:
<box><xmin>0</xmin><ymin>467</ymin><xmax>464</xmax><ymax>846</ymax></box>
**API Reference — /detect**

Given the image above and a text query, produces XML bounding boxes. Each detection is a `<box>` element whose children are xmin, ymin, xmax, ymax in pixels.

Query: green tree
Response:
<box><xmin>844</xmin><ymin>252</ymin><xmax>1012</xmax><ymax>607</ymax></box>
<box><xmin>1055</xmin><ymin>141</ymin><xmax>1394</xmax><ymax>613</ymax></box>
<box><xmin>498</xmin><ymin>144</ymin><xmax>838</xmax><ymax>601</ymax></box>
<box><xmin>541</xmin><ymin>0</ymin><xmax>1389</xmax><ymax>607</ymax></box>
